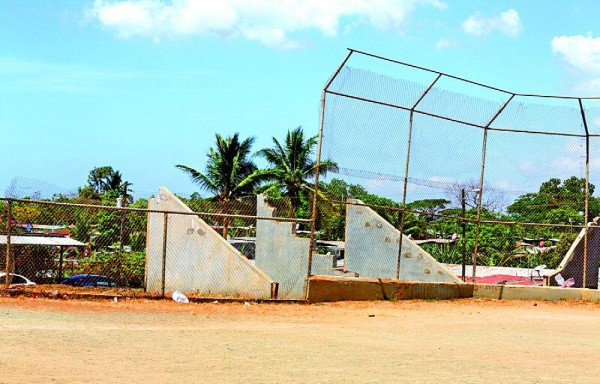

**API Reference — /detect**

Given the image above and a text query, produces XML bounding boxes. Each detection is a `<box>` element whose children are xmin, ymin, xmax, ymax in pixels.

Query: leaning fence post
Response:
<box><xmin>308</xmin><ymin>91</ymin><xmax>327</xmax><ymax>281</ymax></box>
<box><xmin>472</xmin><ymin>94</ymin><xmax>515</xmax><ymax>282</ymax></box>
<box><xmin>161</xmin><ymin>212</ymin><xmax>168</xmax><ymax>297</ymax></box>
<box><xmin>578</xmin><ymin>98</ymin><xmax>590</xmax><ymax>288</ymax></box>
<box><xmin>4</xmin><ymin>199</ymin><xmax>12</xmax><ymax>289</ymax></box>
<box><xmin>397</xmin><ymin>74</ymin><xmax>441</xmax><ymax>280</ymax></box>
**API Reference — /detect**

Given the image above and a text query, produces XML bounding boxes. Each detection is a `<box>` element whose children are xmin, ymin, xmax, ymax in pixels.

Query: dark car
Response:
<box><xmin>61</xmin><ymin>274</ymin><xmax>117</xmax><ymax>287</ymax></box>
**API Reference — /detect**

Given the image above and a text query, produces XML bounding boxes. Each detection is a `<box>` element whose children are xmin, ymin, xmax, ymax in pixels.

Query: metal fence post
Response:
<box><xmin>472</xmin><ymin>94</ymin><xmax>514</xmax><ymax>282</ymax></box>
<box><xmin>308</xmin><ymin>92</ymin><xmax>326</xmax><ymax>281</ymax></box>
<box><xmin>4</xmin><ymin>199</ymin><xmax>12</xmax><ymax>289</ymax></box>
<box><xmin>308</xmin><ymin>50</ymin><xmax>353</xmax><ymax>287</ymax></box>
<box><xmin>578</xmin><ymin>98</ymin><xmax>590</xmax><ymax>288</ymax></box>
<box><xmin>397</xmin><ymin>73</ymin><xmax>441</xmax><ymax>280</ymax></box>
<box><xmin>161</xmin><ymin>212</ymin><xmax>168</xmax><ymax>297</ymax></box>
<box><xmin>397</xmin><ymin>109</ymin><xmax>414</xmax><ymax>280</ymax></box>
<box><xmin>461</xmin><ymin>189</ymin><xmax>467</xmax><ymax>282</ymax></box>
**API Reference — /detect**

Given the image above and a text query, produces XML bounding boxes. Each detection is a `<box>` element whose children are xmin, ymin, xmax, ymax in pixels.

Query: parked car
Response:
<box><xmin>0</xmin><ymin>273</ymin><xmax>36</xmax><ymax>286</ymax></box>
<box><xmin>228</xmin><ymin>238</ymin><xmax>255</xmax><ymax>260</ymax></box>
<box><xmin>61</xmin><ymin>274</ymin><xmax>117</xmax><ymax>287</ymax></box>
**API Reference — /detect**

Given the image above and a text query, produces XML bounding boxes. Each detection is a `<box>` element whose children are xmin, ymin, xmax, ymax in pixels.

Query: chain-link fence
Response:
<box><xmin>3</xmin><ymin>49</ymin><xmax>600</xmax><ymax>300</ymax></box>
<box><xmin>0</xmin><ymin>189</ymin><xmax>314</xmax><ymax>299</ymax></box>
<box><xmin>1</xmin><ymin>198</ymin><xmax>148</xmax><ymax>289</ymax></box>
<box><xmin>311</xmin><ymin>49</ymin><xmax>600</xmax><ymax>289</ymax></box>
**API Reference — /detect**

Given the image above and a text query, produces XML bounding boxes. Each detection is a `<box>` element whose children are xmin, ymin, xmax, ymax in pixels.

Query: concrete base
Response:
<box><xmin>306</xmin><ymin>276</ymin><xmax>473</xmax><ymax>302</ymax></box>
<box><xmin>474</xmin><ymin>284</ymin><xmax>600</xmax><ymax>301</ymax></box>
<box><xmin>306</xmin><ymin>276</ymin><xmax>600</xmax><ymax>303</ymax></box>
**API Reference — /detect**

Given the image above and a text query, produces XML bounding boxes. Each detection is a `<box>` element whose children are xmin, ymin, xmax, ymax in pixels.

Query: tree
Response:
<box><xmin>176</xmin><ymin>133</ymin><xmax>268</xmax><ymax>237</ymax></box>
<box><xmin>445</xmin><ymin>179</ymin><xmax>505</xmax><ymax>211</ymax></box>
<box><xmin>258</xmin><ymin>127</ymin><xmax>338</xmax><ymax>216</ymax></box>
<box><xmin>319</xmin><ymin>178</ymin><xmax>432</xmax><ymax>239</ymax></box>
<box><xmin>406</xmin><ymin>199</ymin><xmax>450</xmax><ymax>220</ymax></box>
<box><xmin>508</xmin><ymin>176</ymin><xmax>597</xmax><ymax>224</ymax></box>
<box><xmin>79</xmin><ymin>166</ymin><xmax>132</xmax><ymax>202</ymax></box>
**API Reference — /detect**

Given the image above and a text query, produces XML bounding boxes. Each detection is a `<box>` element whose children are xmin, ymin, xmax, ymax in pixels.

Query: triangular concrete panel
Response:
<box><xmin>145</xmin><ymin>187</ymin><xmax>274</xmax><ymax>299</ymax></box>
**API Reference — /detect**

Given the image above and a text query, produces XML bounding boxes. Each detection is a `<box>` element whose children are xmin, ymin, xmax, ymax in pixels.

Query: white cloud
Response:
<box><xmin>552</xmin><ymin>157</ymin><xmax>584</xmax><ymax>174</ymax></box>
<box><xmin>561</xmin><ymin>137</ymin><xmax>585</xmax><ymax>155</ymax></box>
<box><xmin>551</xmin><ymin>34</ymin><xmax>600</xmax><ymax>73</ymax></box>
<box><xmin>434</xmin><ymin>38</ymin><xmax>458</xmax><ymax>50</ymax></box>
<box><xmin>90</xmin><ymin>0</ymin><xmax>448</xmax><ymax>48</ymax></box>
<box><xmin>461</xmin><ymin>8</ymin><xmax>521</xmax><ymax>38</ymax></box>
<box><xmin>518</xmin><ymin>160</ymin><xmax>534</xmax><ymax>173</ymax></box>
<box><xmin>550</xmin><ymin>34</ymin><xmax>600</xmax><ymax>94</ymax></box>
<box><xmin>0</xmin><ymin>56</ymin><xmax>219</xmax><ymax>94</ymax></box>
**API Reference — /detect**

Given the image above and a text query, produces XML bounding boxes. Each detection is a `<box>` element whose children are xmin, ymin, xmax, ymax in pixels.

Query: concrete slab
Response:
<box><xmin>306</xmin><ymin>275</ymin><xmax>472</xmax><ymax>302</ymax></box>
<box><xmin>255</xmin><ymin>195</ymin><xmax>337</xmax><ymax>299</ymax></box>
<box><xmin>474</xmin><ymin>284</ymin><xmax>600</xmax><ymax>301</ymax></box>
<box><xmin>145</xmin><ymin>187</ymin><xmax>274</xmax><ymax>299</ymax></box>
<box><xmin>344</xmin><ymin>200</ymin><xmax>462</xmax><ymax>283</ymax></box>
<box><xmin>306</xmin><ymin>276</ymin><xmax>600</xmax><ymax>303</ymax></box>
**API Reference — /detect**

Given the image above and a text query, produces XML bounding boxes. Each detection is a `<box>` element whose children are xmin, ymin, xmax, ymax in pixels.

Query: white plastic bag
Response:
<box><xmin>172</xmin><ymin>290</ymin><xmax>189</xmax><ymax>304</ymax></box>
<box><xmin>555</xmin><ymin>273</ymin><xmax>575</xmax><ymax>288</ymax></box>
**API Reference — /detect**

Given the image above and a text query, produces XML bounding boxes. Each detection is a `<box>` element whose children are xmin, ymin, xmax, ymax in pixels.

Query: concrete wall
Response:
<box><xmin>306</xmin><ymin>276</ymin><xmax>600</xmax><ymax>302</ymax></box>
<box><xmin>545</xmin><ymin>219</ymin><xmax>599</xmax><ymax>289</ymax></box>
<box><xmin>344</xmin><ymin>200</ymin><xmax>462</xmax><ymax>283</ymax></box>
<box><xmin>306</xmin><ymin>276</ymin><xmax>473</xmax><ymax>302</ymax></box>
<box><xmin>146</xmin><ymin>187</ymin><xmax>274</xmax><ymax>299</ymax></box>
<box><xmin>474</xmin><ymin>284</ymin><xmax>600</xmax><ymax>301</ymax></box>
<box><xmin>255</xmin><ymin>195</ymin><xmax>337</xmax><ymax>299</ymax></box>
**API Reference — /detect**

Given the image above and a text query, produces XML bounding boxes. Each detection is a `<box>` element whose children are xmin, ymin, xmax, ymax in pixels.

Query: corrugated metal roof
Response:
<box><xmin>0</xmin><ymin>235</ymin><xmax>86</xmax><ymax>247</ymax></box>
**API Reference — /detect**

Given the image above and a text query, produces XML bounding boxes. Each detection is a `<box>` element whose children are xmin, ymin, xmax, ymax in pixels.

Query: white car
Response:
<box><xmin>0</xmin><ymin>273</ymin><xmax>36</xmax><ymax>286</ymax></box>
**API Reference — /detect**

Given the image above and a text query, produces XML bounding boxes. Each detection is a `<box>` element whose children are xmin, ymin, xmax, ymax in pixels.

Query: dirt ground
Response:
<box><xmin>1</xmin><ymin>297</ymin><xmax>599</xmax><ymax>384</ymax></box>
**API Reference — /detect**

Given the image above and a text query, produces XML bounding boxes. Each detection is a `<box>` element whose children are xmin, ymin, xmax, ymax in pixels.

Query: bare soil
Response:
<box><xmin>1</xmin><ymin>297</ymin><xmax>599</xmax><ymax>384</ymax></box>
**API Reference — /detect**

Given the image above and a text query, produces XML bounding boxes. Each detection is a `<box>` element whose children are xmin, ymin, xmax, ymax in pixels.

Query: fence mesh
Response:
<box><xmin>0</xmin><ymin>188</ymin><xmax>313</xmax><ymax>299</ymax></box>
<box><xmin>3</xmin><ymin>49</ymin><xmax>600</xmax><ymax>299</ymax></box>
<box><xmin>315</xmin><ymin>49</ymin><xmax>600</xmax><ymax>289</ymax></box>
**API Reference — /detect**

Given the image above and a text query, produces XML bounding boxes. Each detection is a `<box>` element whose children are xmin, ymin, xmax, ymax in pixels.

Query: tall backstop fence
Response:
<box><xmin>309</xmin><ymin>48</ymin><xmax>600</xmax><ymax>289</ymax></box>
<box><xmin>2</xmin><ymin>49</ymin><xmax>600</xmax><ymax>300</ymax></box>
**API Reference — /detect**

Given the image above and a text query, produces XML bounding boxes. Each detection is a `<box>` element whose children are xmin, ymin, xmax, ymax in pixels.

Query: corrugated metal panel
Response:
<box><xmin>0</xmin><ymin>235</ymin><xmax>86</xmax><ymax>247</ymax></box>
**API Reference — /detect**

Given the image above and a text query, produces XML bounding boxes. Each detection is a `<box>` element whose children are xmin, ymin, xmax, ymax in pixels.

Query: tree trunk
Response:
<box><xmin>290</xmin><ymin>190</ymin><xmax>300</xmax><ymax>218</ymax></box>
<box><xmin>220</xmin><ymin>200</ymin><xmax>230</xmax><ymax>238</ymax></box>
<box><xmin>222</xmin><ymin>215</ymin><xmax>229</xmax><ymax>238</ymax></box>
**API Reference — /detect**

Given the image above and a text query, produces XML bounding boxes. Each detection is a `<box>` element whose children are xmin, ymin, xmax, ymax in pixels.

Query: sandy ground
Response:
<box><xmin>1</xmin><ymin>297</ymin><xmax>599</xmax><ymax>384</ymax></box>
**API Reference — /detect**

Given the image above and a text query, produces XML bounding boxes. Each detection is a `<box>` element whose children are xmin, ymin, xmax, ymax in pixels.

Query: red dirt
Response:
<box><xmin>1</xmin><ymin>297</ymin><xmax>599</xmax><ymax>383</ymax></box>
<box><xmin>461</xmin><ymin>274</ymin><xmax>539</xmax><ymax>285</ymax></box>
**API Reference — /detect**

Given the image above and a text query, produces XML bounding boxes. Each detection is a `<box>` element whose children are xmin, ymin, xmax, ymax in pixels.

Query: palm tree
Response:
<box><xmin>176</xmin><ymin>133</ymin><xmax>267</xmax><ymax>237</ymax></box>
<box><xmin>258</xmin><ymin>127</ymin><xmax>338</xmax><ymax>216</ymax></box>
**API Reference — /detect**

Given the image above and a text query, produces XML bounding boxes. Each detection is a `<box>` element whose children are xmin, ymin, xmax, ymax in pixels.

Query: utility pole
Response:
<box><xmin>461</xmin><ymin>189</ymin><xmax>466</xmax><ymax>282</ymax></box>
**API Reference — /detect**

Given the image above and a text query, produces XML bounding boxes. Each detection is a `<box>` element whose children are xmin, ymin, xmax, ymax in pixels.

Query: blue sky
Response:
<box><xmin>2</xmin><ymin>0</ymin><xmax>600</xmax><ymax>201</ymax></box>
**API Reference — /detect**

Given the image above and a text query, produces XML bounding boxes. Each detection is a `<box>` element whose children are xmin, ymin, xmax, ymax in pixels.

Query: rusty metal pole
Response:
<box><xmin>58</xmin><ymin>246</ymin><xmax>63</xmax><ymax>283</ymax></box>
<box><xmin>160</xmin><ymin>212</ymin><xmax>168</xmax><ymax>297</ymax></box>
<box><xmin>396</xmin><ymin>110</ymin><xmax>414</xmax><ymax>280</ymax></box>
<box><xmin>579</xmin><ymin>98</ymin><xmax>590</xmax><ymax>288</ymax></box>
<box><xmin>307</xmin><ymin>91</ymin><xmax>326</xmax><ymax>281</ymax></box>
<box><xmin>461</xmin><ymin>189</ymin><xmax>467</xmax><ymax>282</ymax></box>
<box><xmin>396</xmin><ymin>74</ymin><xmax>442</xmax><ymax>280</ymax></box>
<box><xmin>308</xmin><ymin>50</ymin><xmax>354</xmax><ymax>284</ymax></box>
<box><xmin>471</xmin><ymin>137</ymin><xmax>487</xmax><ymax>282</ymax></box>
<box><xmin>4</xmin><ymin>199</ymin><xmax>12</xmax><ymax>289</ymax></box>
<box><xmin>472</xmin><ymin>94</ymin><xmax>515</xmax><ymax>282</ymax></box>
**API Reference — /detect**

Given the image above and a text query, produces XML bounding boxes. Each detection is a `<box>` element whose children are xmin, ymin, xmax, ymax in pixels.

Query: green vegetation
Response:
<box><xmin>258</xmin><ymin>127</ymin><xmax>337</xmax><ymax>216</ymax></box>
<box><xmin>176</xmin><ymin>133</ymin><xmax>270</xmax><ymax>237</ymax></box>
<box><xmin>3</xmin><ymin>127</ymin><xmax>596</xmax><ymax>276</ymax></box>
